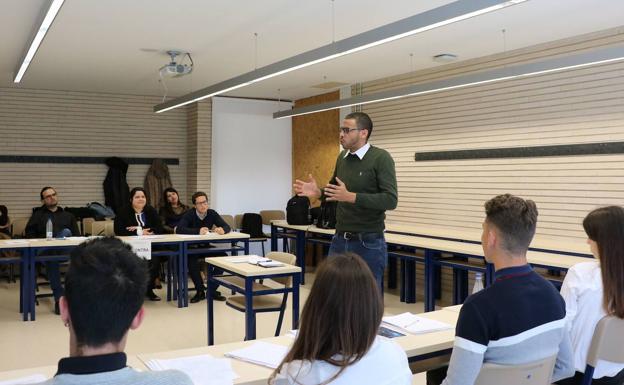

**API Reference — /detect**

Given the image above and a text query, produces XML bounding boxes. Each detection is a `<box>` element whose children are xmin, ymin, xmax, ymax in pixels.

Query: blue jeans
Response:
<box><xmin>328</xmin><ymin>232</ymin><xmax>387</xmax><ymax>292</ymax></box>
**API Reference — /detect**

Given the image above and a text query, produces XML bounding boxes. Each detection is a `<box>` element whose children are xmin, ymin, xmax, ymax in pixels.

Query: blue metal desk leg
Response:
<box><xmin>20</xmin><ymin>249</ymin><xmax>30</xmax><ymax>321</ymax></box>
<box><xmin>207</xmin><ymin>266</ymin><xmax>214</xmax><ymax>345</ymax></box>
<box><xmin>244</xmin><ymin>240</ymin><xmax>249</xmax><ymax>255</ymax></box>
<box><xmin>388</xmin><ymin>255</ymin><xmax>397</xmax><ymax>289</ymax></box>
<box><xmin>30</xmin><ymin>249</ymin><xmax>37</xmax><ymax>321</ymax></box>
<box><xmin>231</xmin><ymin>241</ymin><xmax>238</xmax><ymax>256</ymax></box>
<box><xmin>245</xmin><ymin>276</ymin><xmax>255</xmax><ymax>340</ymax></box>
<box><xmin>178</xmin><ymin>244</ymin><xmax>186</xmax><ymax>308</ymax></box>
<box><xmin>183</xmin><ymin>244</ymin><xmax>189</xmax><ymax>307</ymax></box>
<box><xmin>425</xmin><ymin>250</ymin><xmax>435</xmax><ymax>312</ymax></box>
<box><xmin>292</xmin><ymin>272</ymin><xmax>300</xmax><ymax>330</ymax></box>
<box><xmin>296</xmin><ymin>230</ymin><xmax>306</xmax><ymax>285</ymax></box>
<box><xmin>270</xmin><ymin>224</ymin><xmax>277</xmax><ymax>252</ymax></box>
<box><xmin>404</xmin><ymin>258</ymin><xmax>416</xmax><ymax>304</ymax></box>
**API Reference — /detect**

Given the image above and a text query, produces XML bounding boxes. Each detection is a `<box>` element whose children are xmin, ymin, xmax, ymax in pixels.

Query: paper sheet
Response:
<box><xmin>382</xmin><ymin>312</ymin><xmax>453</xmax><ymax>334</ymax></box>
<box><xmin>146</xmin><ymin>354</ymin><xmax>237</xmax><ymax>385</ymax></box>
<box><xmin>0</xmin><ymin>374</ymin><xmax>47</xmax><ymax>385</ymax></box>
<box><xmin>225</xmin><ymin>341</ymin><xmax>289</xmax><ymax>369</ymax></box>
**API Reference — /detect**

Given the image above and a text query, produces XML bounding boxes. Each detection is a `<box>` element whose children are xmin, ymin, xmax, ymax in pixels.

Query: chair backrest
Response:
<box><xmin>221</xmin><ymin>215</ymin><xmax>235</xmax><ymax>230</ymax></box>
<box><xmin>587</xmin><ymin>315</ymin><xmax>624</xmax><ymax>367</ymax></box>
<box><xmin>266</xmin><ymin>252</ymin><xmax>296</xmax><ymax>287</ymax></box>
<box><xmin>241</xmin><ymin>213</ymin><xmax>265</xmax><ymax>238</ymax></box>
<box><xmin>104</xmin><ymin>221</ymin><xmax>115</xmax><ymax>236</ymax></box>
<box><xmin>234</xmin><ymin>214</ymin><xmax>243</xmax><ymax>231</ymax></box>
<box><xmin>91</xmin><ymin>220</ymin><xmax>114</xmax><ymax>236</ymax></box>
<box><xmin>11</xmin><ymin>217</ymin><xmax>29</xmax><ymax>238</ymax></box>
<box><xmin>82</xmin><ymin>217</ymin><xmax>95</xmax><ymax>235</ymax></box>
<box><xmin>475</xmin><ymin>355</ymin><xmax>557</xmax><ymax>385</ymax></box>
<box><xmin>260</xmin><ymin>210</ymin><xmax>285</xmax><ymax>225</ymax></box>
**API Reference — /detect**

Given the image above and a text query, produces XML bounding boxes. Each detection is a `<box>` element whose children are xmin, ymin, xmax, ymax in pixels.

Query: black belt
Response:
<box><xmin>336</xmin><ymin>231</ymin><xmax>383</xmax><ymax>240</ymax></box>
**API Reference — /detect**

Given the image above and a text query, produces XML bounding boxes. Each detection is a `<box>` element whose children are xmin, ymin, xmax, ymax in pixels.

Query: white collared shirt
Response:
<box><xmin>344</xmin><ymin>142</ymin><xmax>370</xmax><ymax>160</ymax></box>
<box><xmin>275</xmin><ymin>337</ymin><xmax>411</xmax><ymax>385</ymax></box>
<box><xmin>560</xmin><ymin>260</ymin><xmax>624</xmax><ymax>378</ymax></box>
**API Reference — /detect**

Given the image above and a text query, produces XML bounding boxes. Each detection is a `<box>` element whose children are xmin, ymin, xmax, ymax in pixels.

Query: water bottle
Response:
<box><xmin>136</xmin><ymin>226</ymin><xmax>143</xmax><ymax>236</ymax></box>
<box><xmin>472</xmin><ymin>272</ymin><xmax>484</xmax><ymax>294</ymax></box>
<box><xmin>46</xmin><ymin>218</ymin><xmax>53</xmax><ymax>240</ymax></box>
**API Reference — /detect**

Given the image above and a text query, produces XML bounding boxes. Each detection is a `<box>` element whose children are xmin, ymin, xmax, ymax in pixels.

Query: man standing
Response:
<box><xmin>25</xmin><ymin>186</ymin><xmax>79</xmax><ymax>314</ymax></box>
<box><xmin>176</xmin><ymin>191</ymin><xmax>230</xmax><ymax>303</ymax></box>
<box><xmin>428</xmin><ymin>194</ymin><xmax>574</xmax><ymax>385</ymax></box>
<box><xmin>294</xmin><ymin>112</ymin><xmax>397</xmax><ymax>290</ymax></box>
<box><xmin>40</xmin><ymin>237</ymin><xmax>192</xmax><ymax>385</ymax></box>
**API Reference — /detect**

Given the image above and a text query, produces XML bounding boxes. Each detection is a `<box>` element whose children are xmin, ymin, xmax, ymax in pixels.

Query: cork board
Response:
<box><xmin>292</xmin><ymin>91</ymin><xmax>340</xmax><ymax>207</ymax></box>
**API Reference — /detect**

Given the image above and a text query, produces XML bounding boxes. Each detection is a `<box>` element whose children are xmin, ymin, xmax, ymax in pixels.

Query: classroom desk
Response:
<box><xmin>138</xmin><ymin>309</ymin><xmax>460</xmax><ymax>384</ymax></box>
<box><xmin>8</xmin><ymin>233</ymin><xmax>250</xmax><ymax>321</ymax></box>
<box><xmin>385</xmin><ymin>223</ymin><xmax>591</xmax><ymax>257</ymax></box>
<box><xmin>271</xmin><ymin>222</ymin><xmax>594</xmax><ymax>311</ymax></box>
<box><xmin>205</xmin><ymin>256</ymin><xmax>301</xmax><ymax>345</ymax></box>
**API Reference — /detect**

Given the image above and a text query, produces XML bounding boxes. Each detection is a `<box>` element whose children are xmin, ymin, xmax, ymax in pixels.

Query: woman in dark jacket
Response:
<box><xmin>114</xmin><ymin>187</ymin><xmax>164</xmax><ymax>301</ymax></box>
<box><xmin>159</xmin><ymin>187</ymin><xmax>189</xmax><ymax>234</ymax></box>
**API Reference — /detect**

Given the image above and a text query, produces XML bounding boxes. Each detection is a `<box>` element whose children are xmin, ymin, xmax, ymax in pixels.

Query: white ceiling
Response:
<box><xmin>1</xmin><ymin>0</ymin><xmax>623</xmax><ymax>104</ymax></box>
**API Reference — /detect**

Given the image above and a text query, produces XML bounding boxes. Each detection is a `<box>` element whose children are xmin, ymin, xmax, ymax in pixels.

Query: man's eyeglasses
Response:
<box><xmin>43</xmin><ymin>193</ymin><xmax>57</xmax><ymax>200</ymax></box>
<box><xmin>195</xmin><ymin>200</ymin><xmax>209</xmax><ymax>206</ymax></box>
<box><xmin>339</xmin><ymin>127</ymin><xmax>361</xmax><ymax>135</ymax></box>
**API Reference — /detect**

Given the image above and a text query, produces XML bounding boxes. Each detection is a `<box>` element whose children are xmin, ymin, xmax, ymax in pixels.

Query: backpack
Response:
<box><xmin>241</xmin><ymin>213</ymin><xmax>265</xmax><ymax>238</ymax></box>
<box><xmin>286</xmin><ymin>196</ymin><xmax>311</xmax><ymax>225</ymax></box>
<box><xmin>316</xmin><ymin>200</ymin><xmax>337</xmax><ymax>229</ymax></box>
<box><xmin>87</xmin><ymin>202</ymin><xmax>116</xmax><ymax>219</ymax></box>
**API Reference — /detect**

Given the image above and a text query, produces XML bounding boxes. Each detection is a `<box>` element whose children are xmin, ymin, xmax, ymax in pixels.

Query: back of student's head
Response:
<box><xmin>271</xmin><ymin>253</ymin><xmax>383</xmax><ymax>384</ymax></box>
<box><xmin>583</xmin><ymin>206</ymin><xmax>624</xmax><ymax>318</ymax></box>
<box><xmin>484</xmin><ymin>194</ymin><xmax>538</xmax><ymax>255</ymax></box>
<box><xmin>65</xmin><ymin>237</ymin><xmax>147</xmax><ymax>348</ymax></box>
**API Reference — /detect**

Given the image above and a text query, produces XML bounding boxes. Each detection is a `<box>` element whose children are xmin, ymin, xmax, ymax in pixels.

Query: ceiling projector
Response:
<box><xmin>159</xmin><ymin>50</ymin><xmax>193</xmax><ymax>77</ymax></box>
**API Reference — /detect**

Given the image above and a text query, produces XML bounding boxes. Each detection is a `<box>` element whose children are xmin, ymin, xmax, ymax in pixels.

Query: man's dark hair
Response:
<box><xmin>65</xmin><ymin>237</ymin><xmax>147</xmax><ymax>348</ymax></box>
<box><xmin>191</xmin><ymin>191</ymin><xmax>208</xmax><ymax>205</ymax></box>
<box><xmin>484</xmin><ymin>194</ymin><xmax>538</xmax><ymax>255</ymax></box>
<box><xmin>345</xmin><ymin>112</ymin><xmax>373</xmax><ymax>140</ymax></box>
<box><xmin>40</xmin><ymin>186</ymin><xmax>55</xmax><ymax>200</ymax></box>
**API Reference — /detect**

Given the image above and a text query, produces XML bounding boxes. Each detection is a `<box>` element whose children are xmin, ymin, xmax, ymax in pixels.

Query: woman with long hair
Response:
<box><xmin>114</xmin><ymin>187</ymin><xmax>164</xmax><ymax>301</ymax></box>
<box><xmin>558</xmin><ymin>206</ymin><xmax>624</xmax><ymax>385</ymax></box>
<box><xmin>159</xmin><ymin>187</ymin><xmax>189</xmax><ymax>234</ymax></box>
<box><xmin>269</xmin><ymin>253</ymin><xmax>411</xmax><ymax>385</ymax></box>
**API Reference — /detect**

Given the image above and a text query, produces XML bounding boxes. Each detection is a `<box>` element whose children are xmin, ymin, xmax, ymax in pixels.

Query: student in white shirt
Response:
<box><xmin>558</xmin><ymin>206</ymin><xmax>624</xmax><ymax>385</ymax></box>
<box><xmin>269</xmin><ymin>253</ymin><xmax>412</xmax><ymax>385</ymax></box>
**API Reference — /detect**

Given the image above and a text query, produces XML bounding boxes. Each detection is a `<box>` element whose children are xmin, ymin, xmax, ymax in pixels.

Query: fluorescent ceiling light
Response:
<box><xmin>14</xmin><ymin>0</ymin><xmax>65</xmax><ymax>83</ymax></box>
<box><xmin>273</xmin><ymin>45</ymin><xmax>624</xmax><ymax>119</ymax></box>
<box><xmin>154</xmin><ymin>0</ymin><xmax>527</xmax><ymax>113</ymax></box>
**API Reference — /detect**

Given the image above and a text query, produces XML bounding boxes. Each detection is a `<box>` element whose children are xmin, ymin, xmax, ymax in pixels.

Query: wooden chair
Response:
<box><xmin>222</xmin><ymin>252</ymin><xmax>296</xmax><ymax>339</ymax></box>
<box><xmin>474</xmin><ymin>355</ymin><xmax>557</xmax><ymax>385</ymax></box>
<box><xmin>221</xmin><ymin>215</ymin><xmax>236</xmax><ymax>231</ymax></box>
<box><xmin>10</xmin><ymin>218</ymin><xmax>29</xmax><ymax>238</ymax></box>
<box><xmin>581</xmin><ymin>315</ymin><xmax>624</xmax><ymax>385</ymax></box>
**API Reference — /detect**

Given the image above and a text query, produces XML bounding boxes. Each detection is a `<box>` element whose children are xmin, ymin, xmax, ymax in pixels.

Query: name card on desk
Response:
<box><xmin>126</xmin><ymin>239</ymin><xmax>152</xmax><ymax>260</ymax></box>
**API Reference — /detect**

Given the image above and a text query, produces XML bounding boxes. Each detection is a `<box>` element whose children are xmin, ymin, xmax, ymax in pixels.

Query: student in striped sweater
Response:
<box><xmin>428</xmin><ymin>194</ymin><xmax>574</xmax><ymax>385</ymax></box>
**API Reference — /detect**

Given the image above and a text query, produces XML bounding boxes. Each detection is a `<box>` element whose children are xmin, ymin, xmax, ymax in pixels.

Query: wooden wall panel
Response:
<box><xmin>0</xmin><ymin>88</ymin><xmax>188</xmax><ymax>219</ymax></box>
<box><xmin>292</xmin><ymin>91</ymin><xmax>340</xmax><ymax>207</ymax></box>
<box><xmin>359</xmin><ymin>27</ymin><xmax>624</xmax><ymax>242</ymax></box>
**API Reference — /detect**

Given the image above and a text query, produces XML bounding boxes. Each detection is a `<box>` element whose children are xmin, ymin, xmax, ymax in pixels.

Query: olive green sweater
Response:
<box><xmin>328</xmin><ymin>145</ymin><xmax>398</xmax><ymax>233</ymax></box>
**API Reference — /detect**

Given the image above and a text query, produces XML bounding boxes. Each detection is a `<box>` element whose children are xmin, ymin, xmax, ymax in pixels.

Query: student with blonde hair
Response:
<box><xmin>558</xmin><ymin>206</ymin><xmax>624</xmax><ymax>385</ymax></box>
<box><xmin>269</xmin><ymin>253</ymin><xmax>411</xmax><ymax>385</ymax></box>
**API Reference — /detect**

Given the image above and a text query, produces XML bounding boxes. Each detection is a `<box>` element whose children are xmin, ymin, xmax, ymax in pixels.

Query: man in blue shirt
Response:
<box><xmin>176</xmin><ymin>191</ymin><xmax>230</xmax><ymax>303</ymax></box>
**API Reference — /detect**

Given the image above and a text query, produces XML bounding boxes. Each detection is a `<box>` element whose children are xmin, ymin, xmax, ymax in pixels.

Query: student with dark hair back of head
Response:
<box><xmin>428</xmin><ymin>194</ymin><xmax>574</xmax><ymax>385</ymax></box>
<box><xmin>557</xmin><ymin>206</ymin><xmax>624</xmax><ymax>385</ymax></box>
<box><xmin>269</xmin><ymin>253</ymin><xmax>411</xmax><ymax>385</ymax></box>
<box><xmin>37</xmin><ymin>237</ymin><xmax>192</xmax><ymax>385</ymax></box>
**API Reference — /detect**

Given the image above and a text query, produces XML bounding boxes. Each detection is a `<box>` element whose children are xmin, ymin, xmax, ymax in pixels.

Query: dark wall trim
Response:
<box><xmin>415</xmin><ymin>142</ymin><xmax>624</xmax><ymax>162</ymax></box>
<box><xmin>0</xmin><ymin>156</ymin><xmax>179</xmax><ymax>165</ymax></box>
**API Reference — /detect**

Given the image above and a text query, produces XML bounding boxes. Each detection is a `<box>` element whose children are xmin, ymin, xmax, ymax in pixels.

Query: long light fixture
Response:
<box><xmin>14</xmin><ymin>0</ymin><xmax>65</xmax><ymax>83</ymax></box>
<box><xmin>273</xmin><ymin>45</ymin><xmax>624</xmax><ymax>119</ymax></box>
<box><xmin>154</xmin><ymin>0</ymin><xmax>527</xmax><ymax>113</ymax></box>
